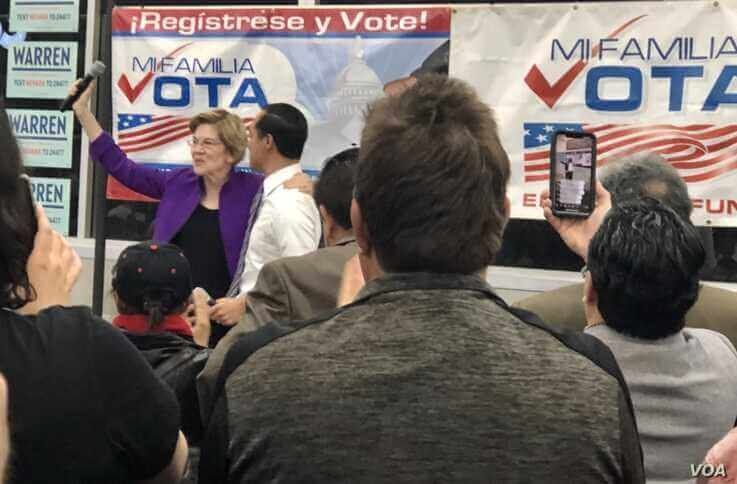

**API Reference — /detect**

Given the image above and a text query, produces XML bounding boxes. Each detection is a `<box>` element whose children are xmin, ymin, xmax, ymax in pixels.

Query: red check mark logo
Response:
<box><xmin>116</xmin><ymin>42</ymin><xmax>194</xmax><ymax>104</ymax></box>
<box><xmin>524</xmin><ymin>15</ymin><xmax>647</xmax><ymax>108</ymax></box>
<box><xmin>118</xmin><ymin>72</ymin><xmax>154</xmax><ymax>103</ymax></box>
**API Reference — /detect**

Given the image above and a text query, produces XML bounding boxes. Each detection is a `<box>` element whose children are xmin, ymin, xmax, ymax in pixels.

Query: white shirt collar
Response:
<box><xmin>262</xmin><ymin>163</ymin><xmax>303</xmax><ymax>197</ymax></box>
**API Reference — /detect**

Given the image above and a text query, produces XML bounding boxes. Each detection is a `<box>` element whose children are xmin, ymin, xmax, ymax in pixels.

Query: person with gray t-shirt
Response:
<box><xmin>545</xmin><ymin>195</ymin><xmax>737</xmax><ymax>482</ymax></box>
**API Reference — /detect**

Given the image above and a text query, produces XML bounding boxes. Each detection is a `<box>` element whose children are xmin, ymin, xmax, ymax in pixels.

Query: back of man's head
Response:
<box><xmin>588</xmin><ymin>198</ymin><xmax>705</xmax><ymax>339</ymax></box>
<box><xmin>257</xmin><ymin>103</ymin><xmax>308</xmax><ymax>160</ymax></box>
<box><xmin>355</xmin><ymin>75</ymin><xmax>510</xmax><ymax>274</ymax></box>
<box><xmin>314</xmin><ymin>147</ymin><xmax>358</xmax><ymax>230</ymax></box>
<box><xmin>600</xmin><ymin>152</ymin><xmax>692</xmax><ymax>221</ymax></box>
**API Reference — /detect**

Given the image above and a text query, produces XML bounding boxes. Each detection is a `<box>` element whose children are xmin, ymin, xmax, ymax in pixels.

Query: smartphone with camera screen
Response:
<box><xmin>549</xmin><ymin>131</ymin><xmax>597</xmax><ymax>217</ymax></box>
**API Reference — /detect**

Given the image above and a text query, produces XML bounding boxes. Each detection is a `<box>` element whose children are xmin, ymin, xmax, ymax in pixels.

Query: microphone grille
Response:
<box><xmin>90</xmin><ymin>61</ymin><xmax>106</xmax><ymax>76</ymax></box>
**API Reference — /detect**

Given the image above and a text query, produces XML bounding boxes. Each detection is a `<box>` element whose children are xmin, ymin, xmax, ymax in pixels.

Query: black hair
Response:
<box><xmin>0</xmin><ymin>103</ymin><xmax>38</xmax><ymax>309</ymax></box>
<box><xmin>113</xmin><ymin>289</ymin><xmax>187</xmax><ymax>329</ymax></box>
<box><xmin>256</xmin><ymin>103</ymin><xmax>308</xmax><ymax>160</ymax></box>
<box><xmin>587</xmin><ymin>197</ymin><xmax>705</xmax><ymax>339</ymax></box>
<box><xmin>355</xmin><ymin>75</ymin><xmax>510</xmax><ymax>274</ymax></box>
<box><xmin>313</xmin><ymin>147</ymin><xmax>359</xmax><ymax>230</ymax></box>
<box><xmin>142</xmin><ymin>291</ymin><xmax>179</xmax><ymax>327</ymax></box>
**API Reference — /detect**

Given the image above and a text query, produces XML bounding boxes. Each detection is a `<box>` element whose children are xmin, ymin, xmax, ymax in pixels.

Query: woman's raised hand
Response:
<box><xmin>67</xmin><ymin>78</ymin><xmax>96</xmax><ymax>114</ymax></box>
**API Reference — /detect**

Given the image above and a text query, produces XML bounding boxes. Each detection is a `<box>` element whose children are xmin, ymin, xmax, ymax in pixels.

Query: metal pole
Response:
<box><xmin>92</xmin><ymin>0</ymin><xmax>113</xmax><ymax>316</ymax></box>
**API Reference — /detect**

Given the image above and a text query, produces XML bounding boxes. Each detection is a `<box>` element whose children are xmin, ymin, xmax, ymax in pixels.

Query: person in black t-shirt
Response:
<box><xmin>0</xmin><ymin>107</ymin><xmax>188</xmax><ymax>483</ymax></box>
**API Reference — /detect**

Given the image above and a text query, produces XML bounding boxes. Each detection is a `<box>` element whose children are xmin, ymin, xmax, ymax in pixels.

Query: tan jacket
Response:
<box><xmin>513</xmin><ymin>283</ymin><xmax>737</xmax><ymax>346</ymax></box>
<box><xmin>198</xmin><ymin>240</ymin><xmax>357</xmax><ymax>418</ymax></box>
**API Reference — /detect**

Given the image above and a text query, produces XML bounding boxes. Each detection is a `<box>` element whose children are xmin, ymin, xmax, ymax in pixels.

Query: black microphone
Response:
<box><xmin>59</xmin><ymin>61</ymin><xmax>106</xmax><ymax>111</ymax></box>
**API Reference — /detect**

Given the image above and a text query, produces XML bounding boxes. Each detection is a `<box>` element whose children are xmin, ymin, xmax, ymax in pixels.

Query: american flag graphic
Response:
<box><xmin>523</xmin><ymin>122</ymin><xmax>737</xmax><ymax>184</ymax></box>
<box><xmin>117</xmin><ymin>114</ymin><xmax>190</xmax><ymax>154</ymax></box>
<box><xmin>117</xmin><ymin>114</ymin><xmax>251</xmax><ymax>154</ymax></box>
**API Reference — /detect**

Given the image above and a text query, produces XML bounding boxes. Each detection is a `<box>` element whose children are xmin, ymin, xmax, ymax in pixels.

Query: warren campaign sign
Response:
<box><xmin>10</xmin><ymin>0</ymin><xmax>80</xmax><ymax>32</ymax></box>
<box><xmin>6</xmin><ymin>41</ymin><xmax>78</xmax><ymax>99</ymax></box>
<box><xmin>452</xmin><ymin>1</ymin><xmax>737</xmax><ymax>226</ymax></box>
<box><xmin>110</xmin><ymin>6</ymin><xmax>449</xmax><ymax>201</ymax></box>
<box><xmin>7</xmin><ymin>109</ymin><xmax>73</xmax><ymax>168</ymax></box>
<box><xmin>29</xmin><ymin>177</ymin><xmax>71</xmax><ymax>235</ymax></box>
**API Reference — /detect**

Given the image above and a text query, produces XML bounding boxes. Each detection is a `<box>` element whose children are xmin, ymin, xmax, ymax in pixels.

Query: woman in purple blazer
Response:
<box><xmin>69</xmin><ymin>80</ymin><xmax>302</xmax><ymax>345</ymax></box>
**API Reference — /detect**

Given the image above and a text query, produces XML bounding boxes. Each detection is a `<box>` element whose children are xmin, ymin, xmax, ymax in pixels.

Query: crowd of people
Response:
<box><xmin>0</xmin><ymin>73</ymin><xmax>735</xmax><ymax>483</ymax></box>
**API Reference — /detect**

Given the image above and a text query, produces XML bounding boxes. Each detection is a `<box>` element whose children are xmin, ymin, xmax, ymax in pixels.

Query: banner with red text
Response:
<box><xmin>111</xmin><ymin>6</ymin><xmax>449</xmax><ymax>201</ymax></box>
<box><xmin>452</xmin><ymin>1</ymin><xmax>737</xmax><ymax>226</ymax></box>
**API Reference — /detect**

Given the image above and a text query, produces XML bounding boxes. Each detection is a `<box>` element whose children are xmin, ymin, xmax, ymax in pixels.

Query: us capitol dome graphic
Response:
<box><xmin>301</xmin><ymin>36</ymin><xmax>384</xmax><ymax>171</ymax></box>
<box><xmin>327</xmin><ymin>36</ymin><xmax>383</xmax><ymax>122</ymax></box>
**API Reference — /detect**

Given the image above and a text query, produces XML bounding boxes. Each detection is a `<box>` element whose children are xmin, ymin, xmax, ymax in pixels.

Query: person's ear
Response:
<box><xmin>319</xmin><ymin>204</ymin><xmax>333</xmax><ymax>241</ymax></box>
<box><xmin>350</xmin><ymin>198</ymin><xmax>371</xmax><ymax>255</ymax></box>
<box><xmin>319</xmin><ymin>204</ymin><xmax>329</xmax><ymax>224</ymax></box>
<box><xmin>504</xmin><ymin>196</ymin><xmax>511</xmax><ymax>219</ymax></box>
<box><xmin>263</xmin><ymin>133</ymin><xmax>274</xmax><ymax>151</ymax></box>
<box><xmin>225</xmin><ymin>152</ymin><xmax>237</xmax><ymax>166</ymax></box>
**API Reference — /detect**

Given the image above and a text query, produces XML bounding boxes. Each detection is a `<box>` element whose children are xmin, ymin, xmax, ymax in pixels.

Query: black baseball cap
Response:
<box><xmin>112</xmin><ymin>241</ymin><xmax>193</xmax><ymax>311</ymax></box>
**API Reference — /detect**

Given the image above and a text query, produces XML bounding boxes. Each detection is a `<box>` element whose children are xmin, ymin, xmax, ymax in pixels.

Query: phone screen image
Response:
<box><xmin>551</xmin><ymin>132</ymin><xmax>596</xmax><ymax>217</ymax></box>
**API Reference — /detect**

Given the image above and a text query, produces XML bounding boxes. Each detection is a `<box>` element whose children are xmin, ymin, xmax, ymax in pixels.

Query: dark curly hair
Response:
<box><xmin>0</xmin><ymin>104</ymin><xmax>38</xmax><ymax>309</ymax></box>
<box><xmin>588</xmin><ymin>198</ymin><xmax>704</xmax><ymax>339</ymax></box>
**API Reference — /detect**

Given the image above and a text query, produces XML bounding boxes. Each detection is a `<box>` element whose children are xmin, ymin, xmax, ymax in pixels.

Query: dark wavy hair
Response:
<box><xmin>0</xmin><ymin>104</ymin><xmax>38</xmax><ymax>309</ymax></box>
<box><xmin>588</xmin><ymin>198</ymin><xmax>704</xmax><ymax>339</ymax></box>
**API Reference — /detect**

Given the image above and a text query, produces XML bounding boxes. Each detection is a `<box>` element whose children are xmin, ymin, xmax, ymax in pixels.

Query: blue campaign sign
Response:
<box><xmin>7</xmin><ymin>109</ymin><xmax>73</xmax><ymax>168</ymax></box>
<box><xmin>10</xmin><ymin>0</ymin><xmax>80</xmax><ymax>32</ymax></box>
<box><xmin>6</xmin><ymin>41</ymin><xmax>78</xmax><ymax>99</ymax></box>
<box><xmin>29</xmin><ymin>177</ymin><xmax>71</xmax><ymax>235</ymax></box>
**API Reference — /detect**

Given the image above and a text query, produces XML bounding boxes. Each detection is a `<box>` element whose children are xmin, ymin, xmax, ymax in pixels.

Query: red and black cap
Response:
<box><xmin>112</xmin><ymin>241</ymin><xmax>192</xmax><ymax>310</ymax></box>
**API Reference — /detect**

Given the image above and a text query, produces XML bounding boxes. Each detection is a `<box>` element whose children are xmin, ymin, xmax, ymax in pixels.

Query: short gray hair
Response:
<box><xmin>599</xmin><ymin>152</ymin><xmax>692</xmax><ymax>221</ymax></box>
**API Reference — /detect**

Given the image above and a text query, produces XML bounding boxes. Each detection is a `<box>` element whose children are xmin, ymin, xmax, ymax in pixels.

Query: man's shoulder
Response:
<box><xmin>686</xmin><ymin>284</ymin><xmax>737</xmax><ymax>345</ymax></box>
<box><xmin>506</xmin><ymin>304</ymin><xmax>629</xmax><ymax>385</ymax></box>
<box><xmin>262</xmin><ymin>243</ymin><xmax>356</xmax><ymax>277</ymax></box>
<box><xmin>229</xmin><ymin>170</ymin><xmax>263</xmax><ymax>188</ymax></box>
<box><xmin>694</xmin><ymin>284</ymin><xmax>736</xmax><ymax>305</ymax></box>
<box><xmin>6</xmin><ymin>305</ymin><xmax>108</xmax><ymax>335</ymax></box>
<box><xmin>270</xmin><ymin>184</ymin><xmax>313</xmax><ymax>203</ymax></box>
<box><xmin>263</xmin><ymin>186</ymin><xmax>319</xmax><ymax>221</ymax></box>
<box><xmin>512</xmin><ymin>283</ymin><xmax>586</xmax><ymax>331</ymax></box>
<box><xmin>686</xmin><ymin>326</ymin><xmax>737</xmax><ymax>358</ymax></box>
<box><xmin>226</xmin><ymin>292</ymin><xmax>625</xmax><ymax>391</ymax></box>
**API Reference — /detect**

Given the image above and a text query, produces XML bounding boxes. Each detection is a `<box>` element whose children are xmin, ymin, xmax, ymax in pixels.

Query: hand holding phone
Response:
<box><xmin>542</xmin><ymin>181</ymin><xmax>612</xmax><ymax>261</ymax></box>
<box><xmin>549</xmin><ymin>131</ymin><xmax>597</xmax><ymax>218</ymax></box>
<box><xmin>192</xmin><ymin>287</ymin><xmax>215</xmax><ymax>306</ymax></box>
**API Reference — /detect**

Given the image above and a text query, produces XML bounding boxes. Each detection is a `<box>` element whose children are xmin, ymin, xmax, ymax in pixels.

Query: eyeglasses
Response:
<box><xmin>187</xmin><ymin>137</ymin><xmax>223</xmax><ymax>149</ymax></box>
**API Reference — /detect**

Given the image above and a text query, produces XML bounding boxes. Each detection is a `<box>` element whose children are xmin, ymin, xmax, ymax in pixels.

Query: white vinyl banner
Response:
<box><xmin>110</xmin><ymin>6</ymin><xmax>449</xmax><ymax>201</ymax></box>
<box><xmin>451</xmin><ymin>1</ymin><xmax>737</xmax><ymax>226</ymax></box>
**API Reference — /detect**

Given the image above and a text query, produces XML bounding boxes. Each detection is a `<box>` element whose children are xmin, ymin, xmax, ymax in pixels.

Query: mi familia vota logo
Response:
<box><xmin>525</xmin><ymin>15</ymin><xmax>737</xmax><ymax>112</ymax></box>
<box><xmin>117</xmin><ymin>42</ymin><xmax>267</xmax><ymax>109</ymax></box>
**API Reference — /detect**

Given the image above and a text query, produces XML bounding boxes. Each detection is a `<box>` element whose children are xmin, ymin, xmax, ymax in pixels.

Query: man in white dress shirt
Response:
<box><xmin>211</xmin><ymin>103</ymin><xmax>321</xmax><ymax>325</ymax></box>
